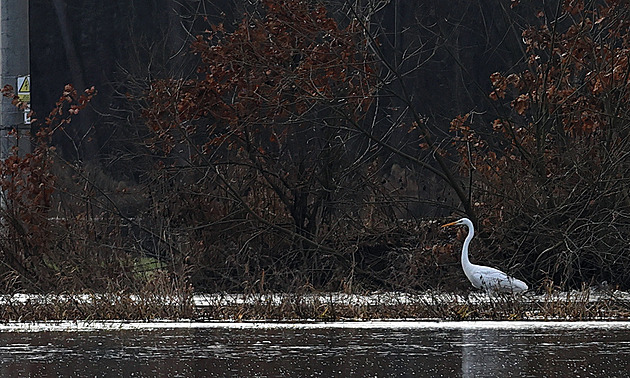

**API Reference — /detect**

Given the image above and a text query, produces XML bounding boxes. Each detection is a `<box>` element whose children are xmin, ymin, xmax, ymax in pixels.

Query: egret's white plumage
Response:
<box><xmin>442</xmin><ymin>218</ymin><xmax>528</xmax><ymax>293</ymax></box>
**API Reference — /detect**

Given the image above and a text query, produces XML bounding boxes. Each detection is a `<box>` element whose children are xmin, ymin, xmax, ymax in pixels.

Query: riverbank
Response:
<box><xmin>2</xmin><ymin>319</ymin><xmax>630</xmax><ymax>333</ymax></box>
<box><xmin>1</xmin><ymin>290</ymin><xmax>628</xmax><ymax>322</ymax></box>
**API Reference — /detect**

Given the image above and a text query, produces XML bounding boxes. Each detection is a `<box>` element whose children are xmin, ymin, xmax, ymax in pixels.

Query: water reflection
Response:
<box><xmin>461</xmin><ymin>328</ymin><xmax>527</xmax><ymax>377</ymax></box>
<box><xmin>0</xmin><ymin>324</ymin><xmax>628</xmax><ymax>376</ymax></box>
<box><xmin>458</xmin><ymin>327</ymin><xmax>630</xmax><ymax>377</ymax></box>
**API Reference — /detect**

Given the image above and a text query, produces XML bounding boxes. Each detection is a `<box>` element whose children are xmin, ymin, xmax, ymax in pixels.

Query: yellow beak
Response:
<box><xmin>441</xmin><ymin>221</ymin><xmax>459</xmax><ymax>228</ymax></box>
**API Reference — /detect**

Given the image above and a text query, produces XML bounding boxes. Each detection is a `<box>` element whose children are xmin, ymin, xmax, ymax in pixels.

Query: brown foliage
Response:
<box><xmin>144</xmin><ymin>0</ymin><xmax>374</xmax><ymax>155</ymax></box>
<box><xmin>0</xmin><ymin>85</ymin><xmax>162</xmax><ymax>293</ymax></box>
<box><xmin>452</xmin><ymin>1</ymin><xmax>630</xmax><ymax>289</ymax></box>
<box><xmin>0</xmin><ymin>85</ymin><xmax>94</xmax><ymax>290</ymax></box>
<box><xmin>142</xmin><ymin>0</ymin><xmax>387</xmax><ymax>291</ymax></box>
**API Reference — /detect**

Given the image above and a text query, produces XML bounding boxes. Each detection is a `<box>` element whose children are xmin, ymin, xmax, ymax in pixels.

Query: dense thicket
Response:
<box><xmin>452</xmin><ymin>0</ymin><xmax>630</xmax><ymax>288</ymax></box>
<box><xmin>2</xmin><ymin>0</ymin><xmax>626</xmax><ymax>293</ymax></box>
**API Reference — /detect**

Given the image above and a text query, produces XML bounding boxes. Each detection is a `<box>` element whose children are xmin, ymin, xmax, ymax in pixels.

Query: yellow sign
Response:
<box><xmin>17</xmin><ymin>75</ymin><xmax>30</xmax><ymax>102</ymax></box>
<box><xmin>18</xmin><ymin>76</ymin><xmax>29</xmax><ymax>92</ymax></box>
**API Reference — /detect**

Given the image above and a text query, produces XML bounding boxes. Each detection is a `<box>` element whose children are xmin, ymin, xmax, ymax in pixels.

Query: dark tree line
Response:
<box><xmin>3</xmin><ymin>0</ymin><xmax>626</xmax><ymax>294</ymax></box>
<box><xmin>31</xmin><ymin>0</ymin><xmax>527</xmax><ymax>166</ymax></box>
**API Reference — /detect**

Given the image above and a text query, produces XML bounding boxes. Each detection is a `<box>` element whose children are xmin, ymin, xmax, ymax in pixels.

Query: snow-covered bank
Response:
<box><xmin>0</xmin><ymin>290</ymin><xmax>628</xmax><ymax>323</ymax></box>
<box><xmin>193</xmin><ymin>290</ymin><xmax>630</xmax><ymax>307</ymax></box>
<box><xmin>1</xmin><ymin>319</ymin><xmax>630</xmax><ymax>332</ymax></box>
<box><xmin>1</xmin><ymin>290</ymin><xmax>627</xmax><ymax>307</ymax></box>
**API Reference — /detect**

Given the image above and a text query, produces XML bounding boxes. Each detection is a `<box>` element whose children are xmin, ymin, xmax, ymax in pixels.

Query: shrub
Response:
<box><xmin>451</xmin><ymin>1</ymin><xmax>630</xmax><ymax>289</ymax></box>
<box><xmin>142</xmin><ymin>0</ymin><xmax>387</xmax><ymax>291</ymax></box>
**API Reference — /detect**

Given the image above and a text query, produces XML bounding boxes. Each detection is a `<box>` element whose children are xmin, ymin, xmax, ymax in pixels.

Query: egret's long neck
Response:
<box><xmin>461</xmin><ymin>222</ymin><xmax>474</xmax><ymax>268</ymax></box>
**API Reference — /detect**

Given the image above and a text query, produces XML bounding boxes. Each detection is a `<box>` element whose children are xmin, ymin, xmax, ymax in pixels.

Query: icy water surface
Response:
<box><xmin>0</xmin><ymin>321</ymin><xmax>629</xmax><ymax>377</ymax></box>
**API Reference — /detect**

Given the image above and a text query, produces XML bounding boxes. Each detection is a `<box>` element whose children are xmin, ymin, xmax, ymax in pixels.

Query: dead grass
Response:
<box><xmin>0</xmin><ymin>271</ymin><xmax>195</xmax><ymax>322</ymax></box>
<box><xmin>194</xmin><ymin>289</ymin><xmax>630</xmax><ymax>322</ymax></box>
<box><xmin>1</xmin><ymin>287</ymin><xmax>628</xmax><ymax>322</ymax></box>
<box><xmin>0</xmin><ymin>292</ymin><xmax>194</xmax><ymax>322</ymax></box>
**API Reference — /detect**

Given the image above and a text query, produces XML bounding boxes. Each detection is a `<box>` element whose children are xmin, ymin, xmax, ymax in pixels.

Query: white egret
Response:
<box><xmin>442</xmin><ymin>218</ymin><xmax>528</xmax><ymax>293</ymax></box>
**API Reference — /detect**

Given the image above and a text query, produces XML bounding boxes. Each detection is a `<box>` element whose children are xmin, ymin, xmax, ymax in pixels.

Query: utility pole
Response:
<box><xmin>0</xmin><ymin>1</ymin><xmax>31</xmax><ymax>159</ymax></box>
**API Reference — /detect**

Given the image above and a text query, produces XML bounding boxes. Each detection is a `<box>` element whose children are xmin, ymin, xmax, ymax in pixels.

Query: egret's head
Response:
<box><xmin>441</xmin><ymin>217</ymin><xmax>472</xmax><ymax>228</ymax></box>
